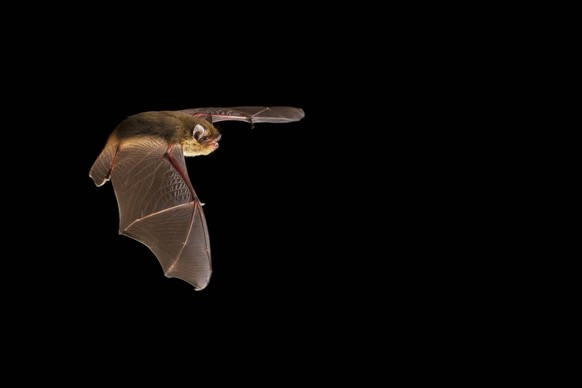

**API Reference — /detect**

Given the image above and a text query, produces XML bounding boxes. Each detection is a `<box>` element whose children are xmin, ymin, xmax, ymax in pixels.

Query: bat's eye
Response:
<box><xmin>193</xmin><ymin>124</ymin><xmax>205</xmax><ymax>140</ymax></box>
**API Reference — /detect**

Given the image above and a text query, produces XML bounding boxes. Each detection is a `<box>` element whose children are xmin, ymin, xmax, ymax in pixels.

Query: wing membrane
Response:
<box><xmin>180</xmin><ymin>106</ymin><xmax>305</xmax><ymax>124</ymax></box>
<box><xmin>93</xmin><ymin>136</ymin><xmax>211</xmax><ymax>290</ymax></box>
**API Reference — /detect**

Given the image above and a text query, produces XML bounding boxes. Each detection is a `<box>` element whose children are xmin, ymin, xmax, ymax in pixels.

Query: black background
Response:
<box><xmin>3</xmin><ymin>16</ymin><xmax>413</xmax><ymax>377</ymax></box>
<box><xmin>12</xmin><ymin>45</ymin><xmax>384</xmax><ymax>355</ymax></box>
<box><xmin>1</xmin><ymin>7</ymin><xmax>510</xmax><ymax>382</ymax></box>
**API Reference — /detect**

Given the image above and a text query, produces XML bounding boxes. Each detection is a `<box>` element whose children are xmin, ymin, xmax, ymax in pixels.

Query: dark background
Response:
<box><xmin>13</xmin><ymin>48</ymin><xmax>384</xmax><ymax>353</ymax></box>
<box><xmin>1</xmin><ymin>8</ymin><xmax>512</xmax><ymax>382</ymax></box>
<box><xmin>3</xmin><ymin>13</ymin><xmax>418</xmax><ymax>376</ymax></box>
<box><xmin>0</xmin><ymin>14</ymin><xmax>487</xmax><ymax>385</ymax></box>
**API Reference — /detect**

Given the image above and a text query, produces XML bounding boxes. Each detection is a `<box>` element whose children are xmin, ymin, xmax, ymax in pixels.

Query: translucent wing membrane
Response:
<box><xmin>180</xmin><ymin>106</ymin><xmax>304</xmax><ymax>124</ymax></box>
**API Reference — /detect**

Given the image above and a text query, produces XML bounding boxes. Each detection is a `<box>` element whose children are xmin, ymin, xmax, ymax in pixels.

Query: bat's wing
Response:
<box><xmin>89</xmin><ymin>137</ymin><xmax>211</xmax><ymax>290</ymax></box>
<box><xmin>180</xmin><ymin>106</ymin><xmax>305</xmax><ymax>125</ymax></box>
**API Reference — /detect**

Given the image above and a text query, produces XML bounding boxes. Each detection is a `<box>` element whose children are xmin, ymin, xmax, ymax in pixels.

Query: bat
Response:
<box><xmin>89</xmin><ymin>106</ymin><xmax>305</xmax><ymax>290</ymax></box>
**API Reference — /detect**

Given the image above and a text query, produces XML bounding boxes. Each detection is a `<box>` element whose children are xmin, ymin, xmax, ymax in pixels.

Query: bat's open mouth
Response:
<box><xmin>210</xmin><ymin>134</ymin><xmax>221</xmax><ymax>149</ymax></box>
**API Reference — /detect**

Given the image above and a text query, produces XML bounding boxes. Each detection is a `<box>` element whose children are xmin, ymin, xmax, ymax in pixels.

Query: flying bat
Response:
<box><xmin>89</xmin><ymin>106</ymin><xmax>305</xmax><ymax>290</ymax></box>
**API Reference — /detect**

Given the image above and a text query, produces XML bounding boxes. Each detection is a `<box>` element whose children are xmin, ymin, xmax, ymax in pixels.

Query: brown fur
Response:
<box><xmin>111</xmin><ymin>111</ymin><xmax>221</xmax><ymax>157</ymax></box>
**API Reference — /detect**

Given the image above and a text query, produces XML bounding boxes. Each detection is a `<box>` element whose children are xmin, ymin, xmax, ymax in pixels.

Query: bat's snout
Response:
<box><xmin>210</xmin><ymin>134</ymin><xmax>221</xmax><ymax>149</ymax></box>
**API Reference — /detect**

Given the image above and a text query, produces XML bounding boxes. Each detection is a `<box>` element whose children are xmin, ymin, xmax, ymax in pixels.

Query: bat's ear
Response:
<box><xmin>206</xmin><ymin>114</ymin><xmax>213</xmax><ymax>124</ymax></box>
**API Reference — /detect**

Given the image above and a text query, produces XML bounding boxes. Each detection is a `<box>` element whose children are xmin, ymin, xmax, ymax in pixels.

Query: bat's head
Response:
<box><xmin>179</xmin><ymin>115</ymin><xmax>222</xmax><ymax>157</ymax></box>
